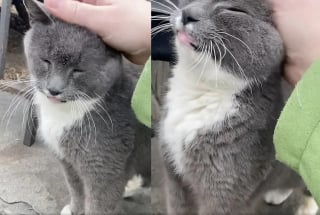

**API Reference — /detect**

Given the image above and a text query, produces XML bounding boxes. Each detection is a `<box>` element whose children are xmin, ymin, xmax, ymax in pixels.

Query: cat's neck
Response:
<box><xmin>34</xmin><ymin>91</ymin><xmax>99</xmax><ymax>157</ymax></box>
<box><xmin>171</xmin><ymin>55</ymin><xmax>248</xmax><ymax>95</ymax></box>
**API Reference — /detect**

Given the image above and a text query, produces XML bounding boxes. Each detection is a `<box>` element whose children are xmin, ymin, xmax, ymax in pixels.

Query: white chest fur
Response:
<box><xmin>34</xmin><ymin>91</ymin><xmax>97</xmax><ymax>158</ymax></box>
<box><xmin>161</xmin><ymin>48</ymin><xmax>248</xmax><ymax>174</ymax></box>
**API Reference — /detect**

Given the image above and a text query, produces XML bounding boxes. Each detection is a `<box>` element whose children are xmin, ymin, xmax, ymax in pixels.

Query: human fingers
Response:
<box><xmin>44</xmin><ymin>0</ymin><xmax>108</xmax><ymax>34</ymax></box>
<box><xmin>79</xmin><ymin>0</ymin><xmax>112</xmax><ymax>6</ymax></box>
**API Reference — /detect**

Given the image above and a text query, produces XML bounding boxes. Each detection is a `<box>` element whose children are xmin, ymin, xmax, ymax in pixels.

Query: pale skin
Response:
<box><xmin>269</xmin><ymin>0</ymin><xmax>320</xmax><ymax>85</ymax></box>
<box><xmin>44</xmin><ymin>0</ymin><xmax>151</xmax><ymax>65</ymax></box>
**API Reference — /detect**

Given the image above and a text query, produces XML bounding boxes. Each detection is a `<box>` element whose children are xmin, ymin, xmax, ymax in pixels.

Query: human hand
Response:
<box><xmin>268</xmin><ymin>0</ymin><xmax>320</xmax><ymax>85</ymax></box>
<box><xmin>44</xmin><ymin>0</ymin><xmax>151</xmax><ymax>65</ymax></box>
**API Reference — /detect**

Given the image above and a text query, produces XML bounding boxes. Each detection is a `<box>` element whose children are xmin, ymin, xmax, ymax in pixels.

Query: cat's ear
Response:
<box><xmin>24</xmin><ymin>0</ymin><xmax>53</xmax><ymax>25</ymax></box>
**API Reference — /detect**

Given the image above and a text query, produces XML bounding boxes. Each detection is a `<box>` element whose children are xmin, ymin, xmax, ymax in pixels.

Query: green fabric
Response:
<box><xmin>131</xmin><ymin>58</ymin><xmax>151</xmax><ymax>128</ymax></box>
<box><xmin>274</xmin><ymin>60</ymin><xmax>320</xmax><ymax>205</ymax></box>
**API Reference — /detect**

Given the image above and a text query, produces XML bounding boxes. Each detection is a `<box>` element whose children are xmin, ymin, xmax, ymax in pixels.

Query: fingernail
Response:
<box><xmin>45</xmin><ymin>0</ymin><xmax>61</xmax><ymax>9</ymax></box>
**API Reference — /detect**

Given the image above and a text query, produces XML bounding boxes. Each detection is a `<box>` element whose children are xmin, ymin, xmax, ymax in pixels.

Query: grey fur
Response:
<box><xmin>24</xmin><ymin>0</ymin><xmax>150</xmax><ymax>214</ymax></box>
<box><xmin>159</xmin><ymin>0</ymin><xmax>303</xmax><ymax>214</ymax></box>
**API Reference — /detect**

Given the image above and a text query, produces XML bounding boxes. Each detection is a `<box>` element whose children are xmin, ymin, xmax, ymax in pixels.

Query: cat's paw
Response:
<box><xmin>60</xmin><ymin>204</ymin><xmax>72</xmax><ymax>215</ymax></box>
<box><xmin>264</xmin><ymin>189</ymin><xmax>293</xmax><ymax>205</ymax></box>
<box><xmin>296</xmin><ymin>197</ymin><xmax>319</xmax><ymax>215</ymax></box>
<box><xmin>124</xmin><ymin>175</ymin><xmax>143</xmax><ymax>198</ymax></box>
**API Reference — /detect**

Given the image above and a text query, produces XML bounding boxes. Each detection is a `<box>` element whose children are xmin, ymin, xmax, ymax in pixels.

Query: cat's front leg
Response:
<box><xmin>60</xmin><ymin>160</ymin><xmax>85</xmax><ymax>215</ymax></box>
<box><xmin>190</xmin><ymin>166</ymin><xmax>257</xmax><ymax>215</ymax></box>
<box><xmin>195</xmin><ymin>184</ymin><xmax>253</xmax><ymax>215</ymax></box>
<box><xmin>82</xmin><ymin>169</ymin><xmax>127</xmax><ymax>214</ymax></box>
<box><xmin>163</xmin><ymin>162</ymin><xmax>197</xmax><ymax>215</ymax></box>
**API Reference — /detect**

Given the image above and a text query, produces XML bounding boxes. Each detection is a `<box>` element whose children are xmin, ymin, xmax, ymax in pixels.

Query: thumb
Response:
<box><xmin>284</xmin><ymin>63</ymin><xmax>304</xmax><ymax>86</ymax></box>
<box><xmin>267</xmin><ymin>0</ymin><xmax>289</xmax><ymax>12</ymax></box>
<box><xmin>44</xmin><ymin>0</ymin><xmax>101</xmax><ymax>32</ymax></box>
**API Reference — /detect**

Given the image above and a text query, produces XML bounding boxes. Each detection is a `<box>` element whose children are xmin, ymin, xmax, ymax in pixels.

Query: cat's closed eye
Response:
<box><xmin>220</xmin><ymin>7</ymin><xmax>248</xmax><ymax>15</ymax></box>
<box><xmin>41</xmin><ymin>58</ymin><xmax>51</xmax><ymax>65</ymax></box>
<box><xmin>73</xmin><ymin>69</ymin><xmax>85</xmax><ymax>76</ymax></box>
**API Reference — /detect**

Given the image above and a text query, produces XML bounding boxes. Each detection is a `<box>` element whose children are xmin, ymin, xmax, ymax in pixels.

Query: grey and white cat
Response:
<box><xmin>23</xmin><ymin>0</ymin><xmax>150</xmax><ymax>214</ymax></box>
<box><xmin>158</xmin><ymin>0</ymin><xmax>318</xmax><ymax>214</ymax></box>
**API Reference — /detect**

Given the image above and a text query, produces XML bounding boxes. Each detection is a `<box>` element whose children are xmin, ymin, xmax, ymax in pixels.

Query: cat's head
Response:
<box><xmin>24</xmin><ymin>0</ymin><xmax>122</xmax><ymax>103</ymax></box>
<box><xmin>171</xmin><ymin>0</ymin><xmax>284</xmax><ymax>82</ymax></box>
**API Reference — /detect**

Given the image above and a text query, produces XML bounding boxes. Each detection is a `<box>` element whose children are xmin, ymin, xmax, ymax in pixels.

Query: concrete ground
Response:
<box><xmin>0</xmin><ymin>91</ymin><xmax>68</xmax><ymax>214</ymax></box>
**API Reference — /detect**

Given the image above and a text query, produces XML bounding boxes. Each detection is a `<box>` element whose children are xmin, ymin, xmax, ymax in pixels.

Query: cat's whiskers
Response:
<box><xmin>79</xmin><ymin>98</ymin><xmax>97</xmax><ymax>149</ymax></box>
<box><xmin>162</xmin><ymin>0</ymin><xmax>180</xmax><ymax>11</ymax></box>
<box><xmin>74</xmin><ymin>95</ymin><xmax>84</xmax><ymax>148</ymax></box>
<box><xmin>1</xmin><ymin>84</ymin><xmax>29</xmax><ymax>125</ymax></box>
<box><xmin>211</xmin><ymin>40</ymin><xmax>219</xmax><ymax>87</ymax></box>
<box><xmin>152</xmin><ymin>7</ymin><xmax>172</xmax><ymax>15</ymax></box>
<box><xmin>5</xmin><ymin>90</ymin><xmax>30</xmax><ymax>134</ymax></box>
<box><xmin>165</xmin><ymin>0</ymin><xmax>180</xmax><ymax>11</ymax></box>
<box><xmin>253</xmin><ymin>76</ymin><xmax>263</xmax><ymax>90</ymax></box>
<box><xmin>1</xmin><ymin>85</ymin><xmax>35</xmax><ymax>133</ymax></box>
<box><xmin>225</xmin><ymin>46</ymin><xmax>248</xmax><ymax>81</ymax></box>
<box><xmin>21</xmin><ymin>90</ymin><xmax>36</xmax><ymax>141</ymax></box>
<box><xmin>26</xmin><ymin>98</ymin><xmax>37</xmax><ymax>140</ymax></box>
<box><xmin>67</xmin><ymin>97</ymin><xmax>92</xmax><ymax>149</ymax></box>
<box><xmin>217</xmin><ymin>30</ymin><xmax>254</xmax><ymax>64</ymax></box>
<box><xmin>151</xmin><ymin>0</ymin><xmax>177</xmax><ymax>14</ymax></box>
<box><xmin>216</xmin><ymin>40</ymin><xmax>223</xmax><ymax>70</ymax></box>
<box><xmin>185</xmin><ymin>43</ymin><xmax>207</xmax><ymax>74</ymax></box>
<box><xmin>194</xmin><ymin>41</ymin><xmax>210</xmax><ymax>85</ymax></box>
<box><xmin>86</xmin><ymin>92</ymin><xmax>115</xmax><ymax>132</ymax></box>
<box><xmin>74</xmin><ymin>97</ymin><xmax>95</xmax><ymax>150</ymax></box>
<box><xmin>152</xmin><ymin>23</ymin><xmax>173</xmax><ymax>37</ymax></box>
<box><xmin>210</xmin><ymin>35</ymin><xmax>251</xmax><ymax>89</ymax></box>
<box><xmin>219</xmin><ymin>35</ymin><xmax>256</xmax><ymax>94</ymax></box>
<box><xmin>205</xmin><ymin>33</ymin><xmax>245</xmax><ymax>87</ymax></box>
<box><xmin>210</xmin><ymin>34</ymin><xmax>225</xmax><ymax>87</ymax></box>
<box><xmin>71</xmin><ymin>99</ymin><xmax>83</xmax><ymax>151</ymax></box>
<box><xmin>209</xmin><ymin>32</ymin><xmax>227</xmax><ymax>61</ymax></box>
<box><xmin>196</xmin><ymin>42</ymin><xmax>211</xmax><ymax>85</ymax></box>
<box><xmin>96</xmin><ymin>101</ymin><xmax>114</xmax><ymax>132</ymax></box>
<box><xmin>86</xmin><ymin>103</ymin><xmax>97</xmax><ymax>148</ymax></box>
<box><xmin>66</xmin><ymin>100</ymin><xmax>76</xmax><ymax>152</ymax></box>
<box><xmin>151</xmin><ymin>0</ymin><xmax>180</xmax><ymax>37</ymax></box>
<box><xmin>21</xmin><ymin>87</ymin><xmax>36</xmax><ymax>133</ymax></box>
<box><xmin>78</xmin><ymin>92</ymin><xmax>108</xmax><ymax>148</ymax></box>
<box><xmin>152</xmin><ymin>15</ymin><xmax>171</xmax><ymax>21</ymax></box>
<box><xmin>71</xmin><ymin>95</ymin><xmax>88</xmax><ymax>149</ymax></box>
<box><xmin>197</xmin><ymin>33</ymin><xmax>225</xmax><ymax>83</ymax></box>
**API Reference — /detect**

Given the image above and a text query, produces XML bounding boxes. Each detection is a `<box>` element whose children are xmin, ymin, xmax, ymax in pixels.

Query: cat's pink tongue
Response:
<box><xmin>47</xmin><ymin>96</ymin><xmax>63</xmax><ymax>103</ymax></box>
<box><xmin>177</xmin><ymin>31</ymin><xmax>194</xmax><ymax>46</ymax></box>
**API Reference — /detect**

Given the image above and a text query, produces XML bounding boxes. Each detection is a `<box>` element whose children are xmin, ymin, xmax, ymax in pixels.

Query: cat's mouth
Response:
<box><xmin>176</xmin><ymin>31</ymin><xmax>198</xmax><ymax>49</ymax></box>
<box><xmin>47</xmin><ymin>96</ymin><xmax>67</xmax><ymax>103</ymax></box>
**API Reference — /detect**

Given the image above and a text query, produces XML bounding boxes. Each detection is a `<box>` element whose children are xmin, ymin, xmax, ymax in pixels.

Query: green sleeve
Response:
<box><xmin>131</xmin><ymin>58</ymin><xmax>151</xmax><ymax>128</ymax></box>
<box><xmin>274</xmin><ymin>60</ymin><xmax>320</xmax><ymax>205</ymax></box>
